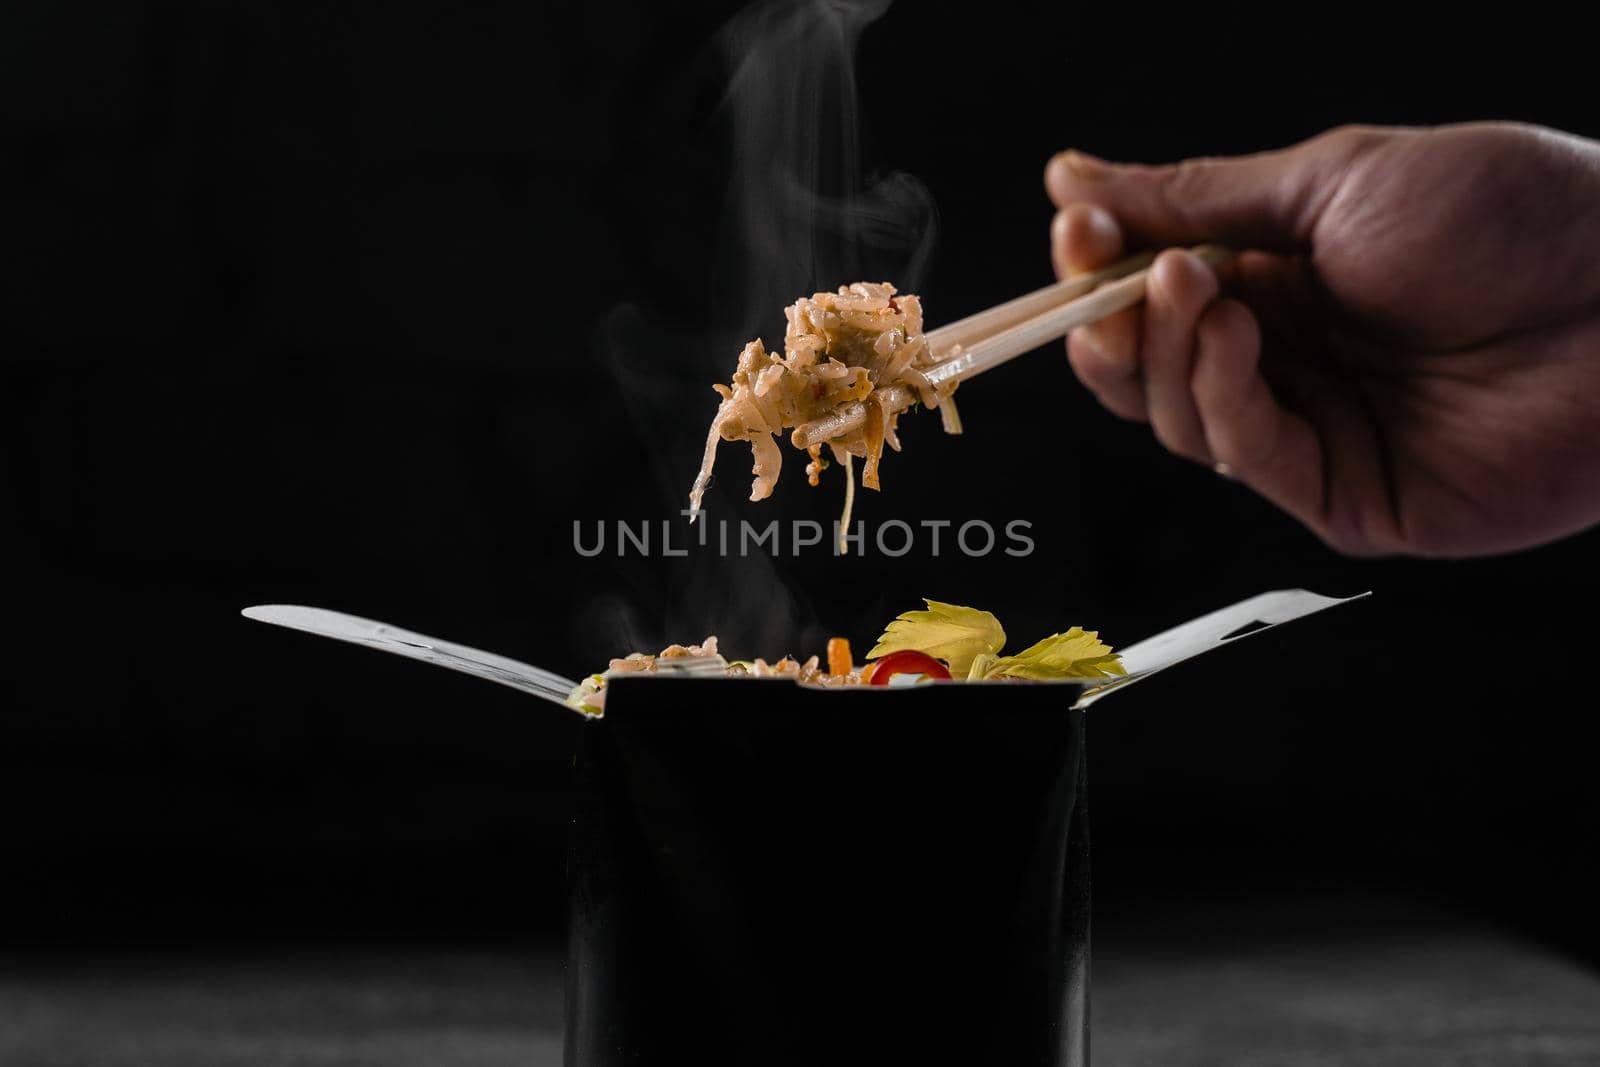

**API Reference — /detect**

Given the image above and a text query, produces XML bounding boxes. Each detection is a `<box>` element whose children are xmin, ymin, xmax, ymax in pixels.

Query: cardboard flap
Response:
<box><xmin>1073</xmin><ymin>589</ymin><xmax>1368</xmax><ymax>709</ymax></box>
<box><xmin>241</xmin><ymin>605</ymin><xmax>584</xmax><ymax>711</ymax></box>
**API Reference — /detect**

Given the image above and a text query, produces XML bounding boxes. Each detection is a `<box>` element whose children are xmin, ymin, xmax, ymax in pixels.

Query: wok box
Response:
<box><xmin>244</xmin><ymin>589</ymin><xmax>1364</xmax><ymax>1066</ymax></box>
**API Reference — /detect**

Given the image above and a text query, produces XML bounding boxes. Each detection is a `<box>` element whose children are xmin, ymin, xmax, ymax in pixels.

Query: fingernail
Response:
<box><xmin>1051</xmin><ymin>210</ymin><xmax>1072</xmax><ymax>243</ymax></box>
<box><xmin>1083</xmin><ymin>203</ymin><xmax>1117</xmax><ymax>230</ymax></box>
<box><xmin>1213</xmin><ymin>461</ymin><xmax>1233</xmax><ymax>478</ymax></box>
<box><xmin>1060</xmin><ymin>150</ymin><xmax>1111</xmax><ymax>180</ymax></box>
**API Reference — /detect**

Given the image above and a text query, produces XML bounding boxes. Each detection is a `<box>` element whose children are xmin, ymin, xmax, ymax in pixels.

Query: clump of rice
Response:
<box><xmin>566</xmin><ymin>635</ymin><xmax>868</xmax><ymax>715</ymax></box>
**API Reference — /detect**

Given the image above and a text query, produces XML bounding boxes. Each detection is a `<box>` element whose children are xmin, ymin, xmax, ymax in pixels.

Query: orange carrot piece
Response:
<box><xmin>827</xmin><ymin>637</ymin><xmax>853</xmax><ymax>677</ymax></box>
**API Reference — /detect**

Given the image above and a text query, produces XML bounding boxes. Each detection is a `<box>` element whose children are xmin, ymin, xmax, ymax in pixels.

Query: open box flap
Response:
<box><xmin>241</xmin><ymin>604</ymin><xmax>581</xmax><ymax>708</ymax></box>
<box><xmin>242</xmin><ymin>589</ymin><xmax>1368</xmax><ymax>716</ymax></box>
<box><xmin>1073</xmin><ymin>588</ymin><xmax>1369</xmax><ymax>709</ymax></box>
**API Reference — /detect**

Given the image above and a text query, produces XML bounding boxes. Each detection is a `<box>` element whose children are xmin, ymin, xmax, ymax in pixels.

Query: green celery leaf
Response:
<box><xmin>867</xmin><ymin>599</ymin><xmax>1007</xmax><ymax>677</ymax></box>
<box><xmin>985</xmin><ymin>628</ymin><xmax>1125</xmax><ymax>681</ymax></box>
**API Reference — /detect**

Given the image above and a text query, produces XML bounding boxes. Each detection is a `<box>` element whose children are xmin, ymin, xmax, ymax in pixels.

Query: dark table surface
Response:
<box><xmin>5</xmin><ymin>891</ymin><xmax>1598</xmax><ymax>1066</ymax></box>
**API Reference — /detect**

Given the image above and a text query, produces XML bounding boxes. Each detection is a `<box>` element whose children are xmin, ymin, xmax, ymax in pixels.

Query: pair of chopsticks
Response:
<box><xmin>790</xmin><ymin>245</ymin><xmax>1232</xmax><ymax>448</ymax></box>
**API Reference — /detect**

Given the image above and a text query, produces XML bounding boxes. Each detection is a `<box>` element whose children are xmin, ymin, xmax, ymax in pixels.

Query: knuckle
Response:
<box><xmin>1315</xmin><ymin>124</ymin><xmax>1387</xmax><ymax>161</ymax></box>
<box><xmin>1152</xmin><ymin>158</ymin><xmax>1215</xmax><ymax>235</ymax></box>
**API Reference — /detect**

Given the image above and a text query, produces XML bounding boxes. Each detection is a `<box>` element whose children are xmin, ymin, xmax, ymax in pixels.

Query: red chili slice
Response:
<box><xmin>866</xmin><ymin>650</ymin><xmax>952</xmax><ymax>685</ymax></box>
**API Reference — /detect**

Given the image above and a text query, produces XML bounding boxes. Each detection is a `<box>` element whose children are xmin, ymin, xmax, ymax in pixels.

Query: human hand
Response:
<box><xmin>1046</xmin><ymin>122</ymin><xmax>1600</xmax><ymax>557</ymax></box>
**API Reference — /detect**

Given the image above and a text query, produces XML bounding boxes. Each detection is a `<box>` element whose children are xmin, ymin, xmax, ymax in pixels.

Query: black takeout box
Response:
<box><xmin>568</xmin><ymin>676</ymin><xmax>1092</xmax><ymax>1065</ymax></box>
<box><xmin>242</xmin><ymin>589</ymin><xmax>1364</xmax><ymax>1066</ymax></box>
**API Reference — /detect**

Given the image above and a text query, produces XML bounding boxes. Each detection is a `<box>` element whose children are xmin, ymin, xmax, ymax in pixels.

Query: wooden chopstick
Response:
<box><xmin>789</xmin><ymin>245</ymin><xmax>1232</xmax><ymax>448</ymax></box>
<box><xmin>923</xmin><ymin>244</ymin><xmax>1233</xmax><ymax>388</ymax></box>
<box><xmin>922</xmin><ymin>249</ymin><xmax>1157</xmax><ymax>356</ymax></box>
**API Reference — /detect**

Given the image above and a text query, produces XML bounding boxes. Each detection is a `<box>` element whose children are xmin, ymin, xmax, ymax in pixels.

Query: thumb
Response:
<box><xmin>1045</xmin><ymin>128</ymin><xmax>1375</xmax><ymax>253</ymax></box>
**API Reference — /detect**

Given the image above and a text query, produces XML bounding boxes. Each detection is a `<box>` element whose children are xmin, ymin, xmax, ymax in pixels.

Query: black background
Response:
<box><xmin>6</xmin><ymin>2</ymin><xmax>1599</xmax><ymax>964</ymax></box>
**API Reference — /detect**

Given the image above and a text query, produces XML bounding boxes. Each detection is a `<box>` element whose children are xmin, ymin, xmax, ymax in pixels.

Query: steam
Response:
<box><xmin>580</xmin><ymin>0</ymin><xmax>936</xmax><ymax>659</ymax></box>
<box><xmin>710</xmin><ymin>0</ymin><xmax>938</xmax><ymax>353</ymax></box>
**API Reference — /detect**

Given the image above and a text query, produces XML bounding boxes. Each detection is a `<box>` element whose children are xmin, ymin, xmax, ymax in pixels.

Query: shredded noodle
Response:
<box><xmin>688</xmin><ymin>282</ymin><xmax>961</xmax><ymax>546</ymax></box>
